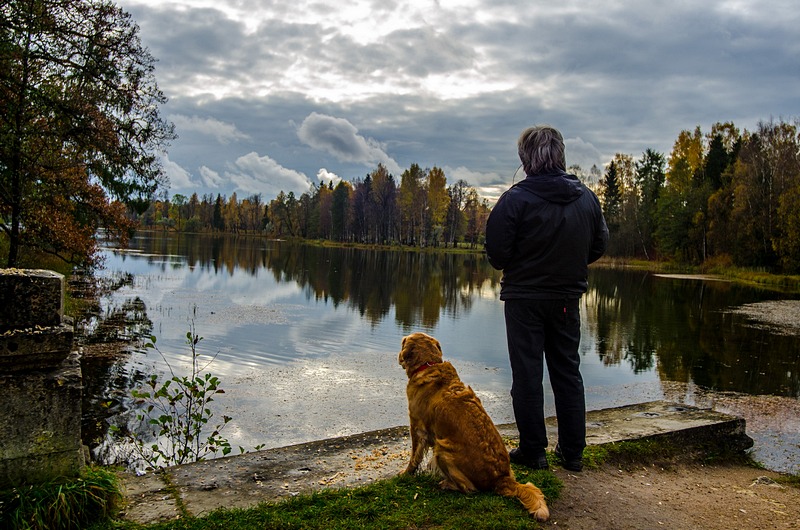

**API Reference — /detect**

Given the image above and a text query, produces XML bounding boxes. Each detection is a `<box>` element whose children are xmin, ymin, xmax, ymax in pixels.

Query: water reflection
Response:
<box><xmin>587</xmin><ymin>268</ymin><xmax>800</xmax><ymax>397</ymax></box>
<box><xmin>99</xmin><ymin>232</ymin><xmax>800</xmax><ymax>397</ymax></box>
<box><xmin>116</xmin><ymin>233</ymin><xmax>498</xmax><ymax>331</ymax></box>
<box><xmin>76</xmin><ymin>292</ymin><xmax>154</xmax><ymax>464</ymax></box>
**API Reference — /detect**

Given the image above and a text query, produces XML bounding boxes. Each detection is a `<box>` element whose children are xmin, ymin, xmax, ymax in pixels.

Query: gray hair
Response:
<box><xmin>517</xmin><ymin>125</ymin><xmax>566</xmax><ymax>175</ymax></box>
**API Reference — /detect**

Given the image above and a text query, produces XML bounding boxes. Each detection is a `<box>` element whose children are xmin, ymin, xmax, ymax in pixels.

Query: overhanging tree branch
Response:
<box><xmin>1</xmin><ymin>0</ymin><xmax>175</xmax><ymax>267</ymax></box>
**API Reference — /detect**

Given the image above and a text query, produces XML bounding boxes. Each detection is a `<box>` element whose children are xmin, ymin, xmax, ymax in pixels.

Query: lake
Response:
<box><xmin>83</xmin><ymin>231</ymin><xmax>800</xmax><ymax>474</ymax></box>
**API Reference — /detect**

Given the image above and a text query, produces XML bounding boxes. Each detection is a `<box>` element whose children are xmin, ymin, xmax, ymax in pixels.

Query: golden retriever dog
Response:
<box><xmin>398</xmin><ymin>332</ymin><xmax>549</xmax><ymax>521</ymax></box>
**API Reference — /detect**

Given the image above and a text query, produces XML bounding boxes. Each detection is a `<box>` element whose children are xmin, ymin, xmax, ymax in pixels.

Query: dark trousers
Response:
<box><xmin>504</xmin><ymin>298</ymin><xmax>586</xmax><ymax>459</ymax></box>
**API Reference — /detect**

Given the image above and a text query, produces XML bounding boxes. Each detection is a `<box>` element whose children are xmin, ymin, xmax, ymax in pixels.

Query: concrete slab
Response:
<box><xmin>116</xmin><ymin>400</ymin><xmax>753</xmax><ymax>524</ymax></box>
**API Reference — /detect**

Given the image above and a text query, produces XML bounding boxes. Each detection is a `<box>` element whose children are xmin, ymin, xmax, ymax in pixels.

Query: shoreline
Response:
<box><xmin>115</xmin><ymin>402</ymin><xmax>799</xmax><ymax>528</ymax></box>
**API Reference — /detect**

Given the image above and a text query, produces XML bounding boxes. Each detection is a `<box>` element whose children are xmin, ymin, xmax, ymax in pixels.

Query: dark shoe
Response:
<box><xmin>555</xmin><ymin>444</ymin><xmax>583</xmax><ymax>472</ymax></box>
<box><xmin>509</xmin><ymin>448</ymin><xmax>549</xmax><ymax>470</ymax></box>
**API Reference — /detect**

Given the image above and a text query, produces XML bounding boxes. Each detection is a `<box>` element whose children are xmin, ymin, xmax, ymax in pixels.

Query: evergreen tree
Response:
<box><xmin>212</xmin><ymin>194</ymin><xmax>224</xmax><ymax>231</ymax></box>
<box><xmin>634</xmin><ymin>149</ymin><xmax>666</xmax><ymax>259</ymax></box>
<box><xmin>601</xmin><ymin>161</ymin><xmax>621</xmax><ymax>232</ymax></box>
<box><xmin>331</xmin><ymin>181</ymin><xmax>350</xmax><ymax>241</ymax></box>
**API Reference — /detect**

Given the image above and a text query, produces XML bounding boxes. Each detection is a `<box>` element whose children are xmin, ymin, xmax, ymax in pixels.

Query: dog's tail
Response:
<box><xmin>495</xmin><ymin>476</ymin><xmax>549</xmax><ymax>522</ymax></box>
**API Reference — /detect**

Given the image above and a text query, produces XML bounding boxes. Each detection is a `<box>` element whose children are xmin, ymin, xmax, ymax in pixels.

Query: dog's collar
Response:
<box><xmin>412</xmin><ymin>361</ymin><xmax>440</xmax><ymax>375</ymax></box>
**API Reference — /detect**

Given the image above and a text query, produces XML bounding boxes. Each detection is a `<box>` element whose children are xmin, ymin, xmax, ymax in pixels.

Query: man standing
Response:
<box><xmin>485</xmin><ymin>125</ymin><xmax>608</xmax><ymax>472</ymax></box>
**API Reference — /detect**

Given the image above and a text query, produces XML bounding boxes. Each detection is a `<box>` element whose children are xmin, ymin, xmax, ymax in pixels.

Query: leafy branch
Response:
<box><xmin>110</xmin><ymin>325</ymin><xmax>235</xmax><ymax>469</ymax></box>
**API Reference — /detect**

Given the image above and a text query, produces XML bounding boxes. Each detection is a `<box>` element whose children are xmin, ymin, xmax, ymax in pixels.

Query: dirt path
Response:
<box><xmin>544</xmin><ymin>462</ymin><xmax>798</xmax><ymax>529</ymax></box>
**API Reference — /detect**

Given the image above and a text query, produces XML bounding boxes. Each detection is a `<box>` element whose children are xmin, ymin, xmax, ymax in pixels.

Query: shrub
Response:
<box><xmin>110</xmin><ymin>327</ymin><xmax>235</xmax><ymax>469</ymax></box>
<box><xmin>0</xmin><ymin>467</ymin><xmax>120</xmax><ymax>530</ymax></box>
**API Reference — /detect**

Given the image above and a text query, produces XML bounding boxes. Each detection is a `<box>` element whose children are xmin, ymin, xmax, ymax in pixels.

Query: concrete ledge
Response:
<box><xmin>117</xmin><ymin>401</ymin><xmax>754</xmax><ymax>524</ymax></box>
<box><xmin>0</xmin><ymin>268</ymin><xmax>84</xmax><ymax>488</ymax></box>
<box><xmin>0</xmin><ymin>324</ymin><xmax>74</xmax><ymax>372</ymax></box>
<box><xmin>0</xmin><ymin>269</ymin><xmax>64</xmax><ymax>332</ymax></box>
<box><xmin>581</xmin><ymin>401</ymin><xmax>753</xmax><ymax>453</ymax></box>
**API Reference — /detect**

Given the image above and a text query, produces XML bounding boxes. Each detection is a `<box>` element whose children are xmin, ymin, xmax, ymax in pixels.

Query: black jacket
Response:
<box><xmin>485</xmin><ymin>172</ymin><xmax>608</xmax><ymax>300</ymax></box>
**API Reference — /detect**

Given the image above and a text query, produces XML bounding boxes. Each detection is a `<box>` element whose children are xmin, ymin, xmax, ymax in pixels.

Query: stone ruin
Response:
<box><xmin>0</xmin><ymin>269</ymin><xmax>84</xmax><ymax>488</ymax></box>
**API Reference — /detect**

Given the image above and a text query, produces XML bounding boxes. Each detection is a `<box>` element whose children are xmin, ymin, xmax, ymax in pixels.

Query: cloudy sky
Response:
<box><xmin>117</xmin><ymin>0</ymin><xmax>799</xmax><ymax>202</ymax></box>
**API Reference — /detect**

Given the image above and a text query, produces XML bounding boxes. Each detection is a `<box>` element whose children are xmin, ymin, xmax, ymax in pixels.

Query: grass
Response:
<box><xmin>91</xmin><ymin>468</ymin><xmax>561</xmax><ymax>530</ymax></box>
<box><xmin>0</xmin><ymin>467</ymin><xmax>122</xmax><ymax>530</ymax></box>
<box><xmin>592</xmin><ymin>255</ymin><xmax>800</xmax><ymax>292</ymax></box>
<box><xmin>580</xmin><ymin>437</ymin><xmax>760</xmax><ymax>471</ymax></box>
<box><xmin>306</xmin><ymin>237</ymin><xmax>485</xmax><ymax>255</ymax></box>
<box><xmin>776</xmin><ymin>473</ymin><xmax>800</xmax><ymax>489</ymax></box>
<box><xmin>718</xmin><ymin>267</ymin><xmax>800</xmax><ymax>291</ymax></box>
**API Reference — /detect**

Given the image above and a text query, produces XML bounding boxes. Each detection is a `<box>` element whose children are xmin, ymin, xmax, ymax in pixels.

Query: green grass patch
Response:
<box><xmin>0</xmin><ymin>467</ymin><xmax>121</xmax><ymax>530</ymax></box>
<box><xmin>305</xmin><ymin>238</ymin><xmax>484</xmax><ymax>255</ymax></box>
<box><xmin>721</xmin><ymin>268</ymin><xmax>800</xmax><ymax>291</ymax></box>
<box><xmin>775</xmin><ymin>474</ymin><xmax>800</xmax><ymax>489</ymax></box>
<box><xmin>94</xmin><ymin>470</ymin><xmax>560</xmax><ymax>530</ymax></box>
<box><xmin>581</xmin><ymin>438</ymin><xmax>757</xmax><ymax>470</ymax></box>
<box><xmin>581</xmin><ymin>439</ymin><xmax>679</xmax><ymax>469</ymax></box>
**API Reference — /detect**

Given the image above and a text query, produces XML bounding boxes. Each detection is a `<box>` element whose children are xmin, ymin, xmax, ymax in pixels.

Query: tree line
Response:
<box><xmin>597</xmin><ymin>118</ymin><xmax>800</xmax><ymax>273</ymax></box>
<box><xmin>139</xmin><ymin>116</ymin><xmax>800</xmax><ymax>274</ymax></box>
<box><xmin>137</xmin><ymin>163</ymin><xmax>492</xmax><ymax>249</ymax></box>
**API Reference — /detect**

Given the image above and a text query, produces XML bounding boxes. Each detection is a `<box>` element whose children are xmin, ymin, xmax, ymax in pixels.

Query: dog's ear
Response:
<box><xmin>399</xmin><ymin>335</ymin><xmax>414</xmax><ymax>367</ymax></box>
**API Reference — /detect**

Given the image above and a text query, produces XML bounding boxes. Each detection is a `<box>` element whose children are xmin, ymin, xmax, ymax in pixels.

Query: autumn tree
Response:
<box><xmin>654</xmin><ymin>128</ymin><xmax>706</xmax><ymax>262</ymax></box>
<box><xmin>170</xmin><ymin>194</ymin><xmax>187</xmax><ymax>231</ymax></box>
<box><xmin>351</xmin><ymin>175</ymin><xmax>372</xmax><ymax>242</ymax></box>
<box><xmin>184</xmin><ymin>192</ymin><xmax>201</xmax><ymax>231</ymax></box>
<box><xmin>199</xmin><ymin>194</ymin><xmax>215</xmax><ymax>227</ymax></box>
<box><xmin>369</xmin><ymin>164</ymin><xmax>398</xmax><ymax>244</ymax></box>
<box><xmin>703</xmin><ymin>123</ymin><xmax>741</xmax><ymax>260</ymax></box>
<box><xmin>316</xmin><ymin>183</ymin><xmax>333</xmax><ymax>239</ymax></box>
<box><xmin>444</xmin><ymin>179</ymin><xmax>469</xmax><ymax>247</ymax></box>
<box><xmin>425</xmin><ymin>166</ymin><xmax>450</xmax><ymax>247</ymax></box>
<box><xmin>1</xmin><ymin>0</ymin><xmax>174</xmax><ymax>267</ymax></box>
<box><xmin>268</xmin><ymin>191</ymin><xmax>303</xmax><ymax>237</ymax></box>
<box><xmin>463</xmin><ymin>188</ymin><xmax>489</xmax><ymax>248</ymax></box>
<box><xmin>730</xmin><ymin>119</ymin><xmax>800</xmax><ymax>267</ymax></box>
<box><xmin>294</xmin><ymin>190</ymin><xmax>315</xmax><ymax>238</ymax></box>
<box><xmin>225</xmin><ymin>192</ymin><xmax>240</xmax><ymax>233</ymax></box>
<box><xmin>776</xmin><ymin>184</ymin><xmax>800</xmax><ymax>272</ymax></box>
<box><xmin>399</xmin><ymin>163</ymin><xmax>426</xmax><ymax>246</ymax></box>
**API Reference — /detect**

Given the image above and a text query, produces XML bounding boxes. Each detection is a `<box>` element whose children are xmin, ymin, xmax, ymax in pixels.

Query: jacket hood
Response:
<box><xmin>513</xmin><ymin>171</ymin><xmax>584</xmax><ymax>204</ymax></box>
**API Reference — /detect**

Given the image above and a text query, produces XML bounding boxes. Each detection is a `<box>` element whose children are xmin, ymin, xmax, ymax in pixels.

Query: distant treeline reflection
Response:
<box><xmin>587</xmin><ymin>268</ymin><xmax>800</xmax><ymax>397</ymax></box>
<box><xmin>125</xmin><ymin>232</ymin><xmax>499</xmax><ymax>329</ymax></box>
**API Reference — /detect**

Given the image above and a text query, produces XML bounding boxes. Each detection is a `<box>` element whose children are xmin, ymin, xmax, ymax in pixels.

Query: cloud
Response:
<box><xmin>160</xmin><ymin>154</ymin><xmax>194</xmax><ymax>190</ymax></box>
<box><xmin>316</xmin><ymin>168</ymin><xmax>341</xmax><ymax>186</ymax></box>
<box><xmin>118</xmin><ymin>0</ymin><xmax>800</xmax><ymax>203</ymax></box>
<box><xmin>441</xmin><ymin>166</ymin><xmax>514</xmax><ymax>206</ymax></box>
<box><xmin>169</xmin><ymin>114</ymin><xmax>250</xmax><ymax>144</ymax></box>
<box><xmin>565</xmin><ymin>137</ymin><xmax>605</xmax><ymax>172</ymax></box>
<box><xmin>224</xmin><ymin>152</ymin><xmax>311</xmax><ymax>196</ymax></box>
<box><xmin>444</xmin><ymin>166</ymin><xmax>508</xmax><ymax>188</ymax></box>
<box><xmin>199</xmin><ymin>166</ymin><xmax>224</xmax><ymax>189</ymax></box>
<box><xmin>297</xmin><ymin>113</ymin><xmax>402</xmax><ymax>174</ymax></box>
